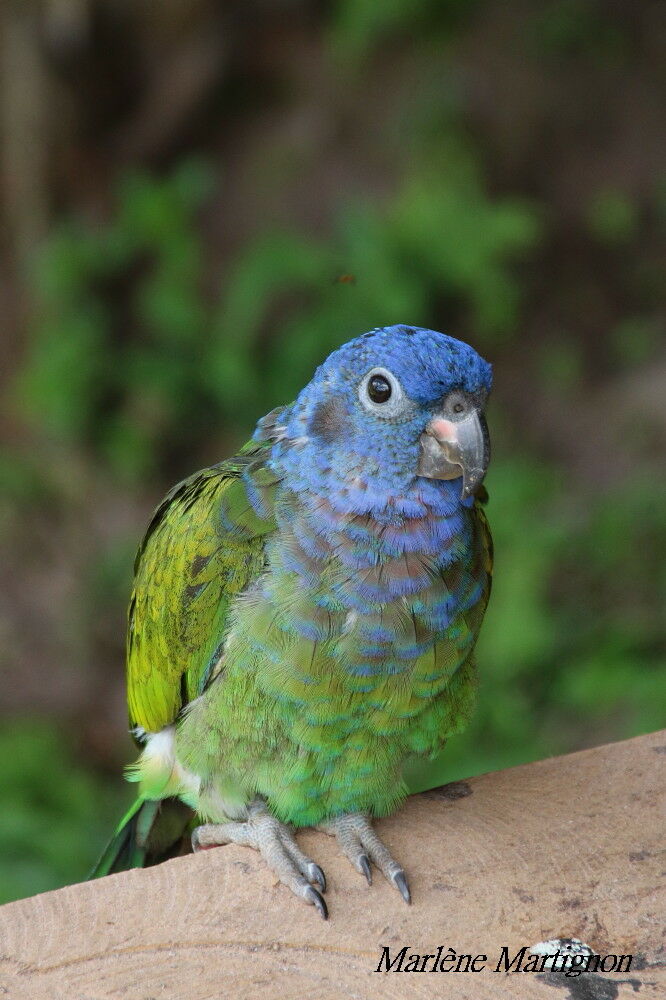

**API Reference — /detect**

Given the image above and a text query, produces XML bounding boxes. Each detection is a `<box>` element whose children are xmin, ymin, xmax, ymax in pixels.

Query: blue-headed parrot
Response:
<box><xmin>92</xmin><ymin>325</ymin><xmax>493</xmax><ymax>919</ymax></box>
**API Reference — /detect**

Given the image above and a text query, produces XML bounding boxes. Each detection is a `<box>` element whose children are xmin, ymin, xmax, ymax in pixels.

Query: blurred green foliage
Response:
<box><xmin>0</xmin><ymin>722</ymin><xmax>126</xmax><ymax>906</ymax></box>
<box><xmin>17</xmin><ymin>161</ymin><xmax>215</xmax><ymax>483</ymax></box>
<box><xmin>532</xmin><ymin>0</ymin><xmax>627</xmax><ymax>62</ymax></box>
<box><xmin>586</xmin><ymin>188</ymin><xmax>639</xmax><ymax>245</ymax></box>
<box><xmin>2</xmin><ymin>0</ymin><xmax>664</xmax><ymax>907</ymax></box>
<box><xmin>331</xmin><ymin>0</ymin><xmax>481</xmax><ymax>59</ymax></box>
<box><xmin>18</xmin><ymin>142</ymin><xmax>538</xmax><ymax>484</ymax></box>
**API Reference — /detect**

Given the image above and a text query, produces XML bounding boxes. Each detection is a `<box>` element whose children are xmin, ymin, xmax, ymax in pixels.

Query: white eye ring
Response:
<box><xmin>358</xmin><ymin>367</ymin><xmax>408</xmax><ymax>419</ymax></box>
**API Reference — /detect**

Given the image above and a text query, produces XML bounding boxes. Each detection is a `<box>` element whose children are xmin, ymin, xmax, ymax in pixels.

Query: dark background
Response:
<box><xmin>0</xmin><ymin>0</ymin><xmax>664</xmax><ymax>904</ymax></box>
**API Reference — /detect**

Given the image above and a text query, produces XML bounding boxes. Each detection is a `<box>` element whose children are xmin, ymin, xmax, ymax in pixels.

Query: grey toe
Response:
<box><xmin>392</xmin><ymin>869</ymin><xmax>411</xmax><ymax>904</ymax></box>
<box><xmin>308</xmin><ymin>862</ymin><xmax>327</xmax><ymax>893</ymax></box>
<box><xmin>358</xmin><ymin>853</ymin><xmax>372</xmax><ymax>885</ymax></box>
<box><xmin>304</xmin><ymin>884</ymin><xmax>329</xmax><ymax>919</ymax></box>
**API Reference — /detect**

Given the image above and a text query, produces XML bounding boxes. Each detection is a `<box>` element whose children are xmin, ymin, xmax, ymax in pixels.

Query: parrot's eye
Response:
<box><xmin>368</xmin><ymin>374</ymin><xmax>392</xmax><ymax>403</ymax></box>
<box><xmin>358</xmin><ymin>367</ymin><xmax>409</xmax><ymax>419</ymax></box>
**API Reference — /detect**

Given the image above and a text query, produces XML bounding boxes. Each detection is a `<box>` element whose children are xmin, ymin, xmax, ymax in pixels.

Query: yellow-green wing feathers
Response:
<box><xmin>126</xmin><ymin>445</ymin><xmax>277</xmax><ymax>734</ymax></box>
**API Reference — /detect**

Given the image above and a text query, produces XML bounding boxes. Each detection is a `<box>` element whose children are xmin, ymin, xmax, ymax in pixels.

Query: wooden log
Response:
<box><xmin>1</xmin><ymin>730</ymin><xmax>664</xmax><ymax>999</ymax></box>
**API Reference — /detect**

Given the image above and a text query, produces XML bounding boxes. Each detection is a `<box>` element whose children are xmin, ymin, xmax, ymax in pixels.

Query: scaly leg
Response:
<box><xmin>191</xmin><ymin>800</ymin><xmax>328</xmax><ymax>918</ymax></box>
<box><xmin>318</xmin><ymin>813</ymin><xmax>411</xmax><ymax>904</ymax></box>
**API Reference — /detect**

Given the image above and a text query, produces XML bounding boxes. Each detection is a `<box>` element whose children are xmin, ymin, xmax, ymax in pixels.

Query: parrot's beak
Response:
<box><xmin>417</xmin><ymin>407</ymin><xmax>490</xmax><ymax>499</ymax></box>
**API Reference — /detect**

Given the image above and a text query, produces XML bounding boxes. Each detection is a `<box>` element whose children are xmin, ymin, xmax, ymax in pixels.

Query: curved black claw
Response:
<box><xmin>309</xmin><ymin>863</ymin><xmax>327</xmax><ymax>893</ymax></box>
<box><xmin>304</xmin><ymin>885</ymin><xmax>329</xmax><ymax>920</ymax></box>
<box><xmin>392</xmin><ymin>869</ymin><xmax>411</xmax><ymax>904</ymax></box>
<box><xmin>358</xmin><ymin>853</ymin><xmax>372</xmax><ymax>886</ymax></box>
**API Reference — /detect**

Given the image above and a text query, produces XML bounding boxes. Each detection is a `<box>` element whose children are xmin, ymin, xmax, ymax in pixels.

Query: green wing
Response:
<box><xmin>126</xmin><ymin>440</ymin><xmax>278</xmax><ymax>735</ymax></box>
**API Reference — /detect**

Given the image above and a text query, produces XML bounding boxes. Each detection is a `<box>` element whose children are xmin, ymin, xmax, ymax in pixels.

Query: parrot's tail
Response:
<box><xmin>89</xmin><ymin>796</ymin><xmax>194</xmax><ymax>879</ymax></box>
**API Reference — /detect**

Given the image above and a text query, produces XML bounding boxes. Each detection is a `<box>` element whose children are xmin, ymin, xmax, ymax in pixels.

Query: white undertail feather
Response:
<box><xmin>128</xmin><ymin>723</ymin><xmax>250</xmax><ymax>822</ymax></box>
<box><xmin>127</xmin><ymin>725</ymin><xmax>201</xmax><ymax>807</ymax></box>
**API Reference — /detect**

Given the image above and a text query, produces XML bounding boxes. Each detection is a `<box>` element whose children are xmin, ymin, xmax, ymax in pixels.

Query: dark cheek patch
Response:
<box><xmin>309</xmin><ymin>398</ymin><xmax>350</xmax><ymax>444</ymax></box>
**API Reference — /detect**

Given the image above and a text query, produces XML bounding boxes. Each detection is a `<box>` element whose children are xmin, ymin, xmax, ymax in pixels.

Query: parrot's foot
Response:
<box><xmin>318</xmin><ymin>813</ymin><xmax>411</xmax><ymax>904</ymax></box>
<box><xmin>191</xmin><ymin>803</ymin><xmax>329</xmax><ymax>919</ymax></box>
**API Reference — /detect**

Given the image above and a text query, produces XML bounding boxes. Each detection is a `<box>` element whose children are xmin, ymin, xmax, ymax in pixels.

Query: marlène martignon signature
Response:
<box><xmin>376</xmin><ymin>941</ymin><xmax>633</xmax><ymax>978</ymax></box>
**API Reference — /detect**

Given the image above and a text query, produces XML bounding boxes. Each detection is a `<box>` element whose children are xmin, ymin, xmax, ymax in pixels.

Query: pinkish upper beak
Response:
<box><xmin>417</xmin><ymin>408</ymin><xmax>490</xmax><ymax>499</ymax></box>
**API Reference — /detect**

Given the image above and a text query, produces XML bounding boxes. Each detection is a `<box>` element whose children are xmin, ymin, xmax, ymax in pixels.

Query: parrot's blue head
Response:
<box><xmin>260</xmin><ymin>325</ymin><xmax>492</xmax><ymax>515</ymax></box>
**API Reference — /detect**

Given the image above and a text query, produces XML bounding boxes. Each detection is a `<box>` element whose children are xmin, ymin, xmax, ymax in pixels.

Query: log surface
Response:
<box><xmin>1</xmin><ymin>730</ymin><xmax>664</xmax><ymax>999</ymax></box>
